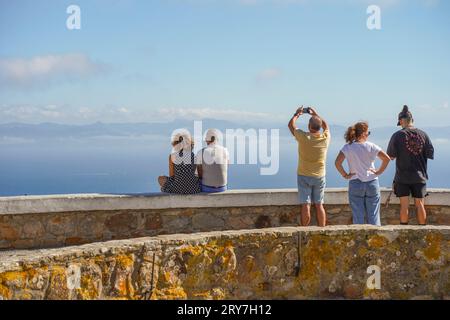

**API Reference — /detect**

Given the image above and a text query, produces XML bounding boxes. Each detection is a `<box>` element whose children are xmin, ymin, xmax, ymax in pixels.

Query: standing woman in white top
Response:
<box><xmin>335</xmin><ymin>122</ymin><xmax>390</xmax><ymax>226</ymax></box>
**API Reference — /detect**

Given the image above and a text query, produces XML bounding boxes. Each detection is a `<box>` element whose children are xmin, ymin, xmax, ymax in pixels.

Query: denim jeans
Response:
<box><xmin>348</xmin><ymin>179</ymin><xmax>381</xmax><ymax>226</ymax></box>
<box><xmin>297</xmin><ymin>175</ymin><xmax>326</xmax><ymax>204</ymax></box>
<box><xmin>200</xmin><ymin>184</ymin><xmax>227</xmax><ymax>193</ymax></box>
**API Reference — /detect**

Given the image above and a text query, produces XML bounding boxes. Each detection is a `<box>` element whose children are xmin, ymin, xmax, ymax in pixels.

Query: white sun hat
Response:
<box><xmin>205</xmin><ymin>128</ymin><xmax>221</xmax><ymax>143</ymax></box>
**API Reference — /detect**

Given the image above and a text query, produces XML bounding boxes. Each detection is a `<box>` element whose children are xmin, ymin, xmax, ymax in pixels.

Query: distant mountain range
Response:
<box><xmin>0</xmin><ymin>119</ymin><xmax>241</xmax><ymax>139</ymax></box>
<box><xmin>0</xmin><ymin>121</ymin><xmax>449</xmax><ymax>141</ymax></box>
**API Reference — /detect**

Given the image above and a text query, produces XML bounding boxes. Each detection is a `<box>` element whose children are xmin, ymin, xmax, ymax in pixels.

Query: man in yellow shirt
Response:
<box><xmin>288</xmin><ymin>106</ymin><xmax>330</xmax><ymax>227</ymax></box>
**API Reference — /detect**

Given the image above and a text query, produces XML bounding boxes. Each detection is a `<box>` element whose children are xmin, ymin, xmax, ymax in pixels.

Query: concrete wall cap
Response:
<box><xmin>0</xmin><ymin>188</ymin><xmax>449</xmax><ymax>215</ymax></box>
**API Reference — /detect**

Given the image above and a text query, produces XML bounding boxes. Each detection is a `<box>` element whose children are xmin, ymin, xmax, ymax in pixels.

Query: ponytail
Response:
<box><xmin>345</xmin><ymin>126</ymin><xmax>356</xmax><ymax>143</ymax></box>
<box><xmin>345</xmin><ymin>121</ymin><xmax>369</xmax><ymax>143</ymax></box>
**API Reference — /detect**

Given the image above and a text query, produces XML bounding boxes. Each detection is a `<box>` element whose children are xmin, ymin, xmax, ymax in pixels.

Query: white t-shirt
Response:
<box><xmin>196</xmin><ymin>143</ymin><xmax>229</xmax><ymax>187</ymax></box>
<box><xmin>341</xmin><ymin>141</ymin><xmax>382</xmax><ymax>182</ymax></box>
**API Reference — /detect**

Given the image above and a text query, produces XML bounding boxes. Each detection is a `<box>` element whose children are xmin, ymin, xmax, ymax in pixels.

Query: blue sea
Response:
<box><xmin>0</xmin><ymin>134</ymin><xmax>448</xmax><ymax>196</ymax></box>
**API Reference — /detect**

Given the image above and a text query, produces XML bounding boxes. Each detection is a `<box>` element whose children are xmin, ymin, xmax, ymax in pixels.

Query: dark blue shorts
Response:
<box><xmin>394</xmin><ymin>182</ymin><xmax>427</xmax><ymax>198</ymax></box>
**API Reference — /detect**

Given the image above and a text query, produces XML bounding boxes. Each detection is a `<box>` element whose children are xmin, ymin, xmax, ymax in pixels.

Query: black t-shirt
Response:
<box><xmin>387</xmin><ymin>127</ymin><xmax>434</xmax><ymax>184</ymax></box>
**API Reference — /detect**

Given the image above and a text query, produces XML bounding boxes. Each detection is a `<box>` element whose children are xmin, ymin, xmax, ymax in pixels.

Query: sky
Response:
<box><xmin>0</xmin><ymin>0</ymin><xmax>449</xmax><ymax>126</ymax></box>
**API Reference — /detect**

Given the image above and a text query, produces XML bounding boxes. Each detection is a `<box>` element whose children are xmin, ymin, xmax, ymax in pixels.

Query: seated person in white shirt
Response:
<box><xmin>196</xmin><ymin>129</ymin><xmax>229</xmax><ymax>193</ymax></box>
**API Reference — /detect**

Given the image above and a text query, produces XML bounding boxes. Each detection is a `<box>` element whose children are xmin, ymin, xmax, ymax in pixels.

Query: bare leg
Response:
<box><xmin>414</xmin><ymin>198</ymin><xmax>427</xmax><ymax>225</ymax></box>
<box><xmin>399</xmin><ymin>196</ymin><xmax>410</xmax><ymax>224</ymax></box>
<box><xmin>314</xmin><ymin>203</ymin><xmax>327</xmax><ymax>227</ymax></box>
<box><xmin>301</xmin><ymin>204</ymin><xmax>311</xmax><ymax>226</ymax></box>
<box><xmin>158</xmin><ymin>176</ymin><xmax>167</xmax><ymax>188</ymax></box>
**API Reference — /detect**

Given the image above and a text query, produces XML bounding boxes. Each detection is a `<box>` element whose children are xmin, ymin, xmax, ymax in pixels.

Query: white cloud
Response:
<box><xmin>418</xmin><ymin>102</ymin><xmax>449</xmax><ymax>111</ymax></box>
<box><xmin>182</xmin><ymin>0</ymin><xmax>439</xmax><ymax>8</ymax></box>
<box><xmin>0</xmin><ymin>137</ymin><xmax>35</xmax><ymax>145</ymax></box>
<box><xmin>0</xmin><ymin>53</ymin><xmax>106</xmax><ymax>89</ymax></box>
<box><xmin>0</xmin><ymin>104</ymin><xmax>282</xmax><ymax>124</ymax></box>
<box><xmin>237</xmin><ymin>0</ymin><xmax>438</xmax><ymax>7</ymax></box>
<box><xmin>118</xmin><ymin>107</ymin><xmax>130</xmax><ymax>113</ymax></box>
<box><xmin>357</xmin><ymin>0</ymin><xmax>440</xmax><ymax>7</ymax></box>
<box><xmin>238</xmin><ymin>0</ymin><xmax>307</xmax><ymax>5</ymax></box>
<box><xmin>1</xmin><ymin>105</ymin><xmax>64</xmax><ymax>122</ymax></box>
<box><xmin>434</xmin><ymin>138</ymin><xmax>449</xmax><ymax>144</ymax></box>
<box><xmin>408</xmin><ymin>102</ymin><xmax>450</xmax><ymax>126</ymax></box>
<box><xmin>256</xmin><ymin>67</ymin><xmax>282</xmax><ymax>82</ymax></box>
<box><xmin>154</xmin><ymin>107</ymin><xmax>277</xmax><ymax>122</ymax></box>
<box><xmin>0</xmin><ymin>105</ymin><xmax>134</xmax><ymax>124</ymax></box>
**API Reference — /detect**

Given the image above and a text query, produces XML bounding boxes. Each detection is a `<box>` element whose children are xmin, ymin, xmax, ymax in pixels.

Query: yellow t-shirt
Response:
<box><xmin>294</xmin><ymin>129</ymin><xmax>331</xmax><ymax>178</ymax></box>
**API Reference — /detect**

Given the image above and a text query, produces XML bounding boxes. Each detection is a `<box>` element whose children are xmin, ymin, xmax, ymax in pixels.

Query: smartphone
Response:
<box><xmin>303</xmin><ymin>107</ymin><xmax>311</xmax><ymax>114</ymax></box>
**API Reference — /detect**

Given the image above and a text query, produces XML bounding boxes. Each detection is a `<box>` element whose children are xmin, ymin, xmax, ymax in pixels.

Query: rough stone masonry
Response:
<box><xmin>0</xmin><ymin>225</ymin><xmax>448</xmax><ymax>300</ymax></box>
<box><xmin>1</xmin><ymin>189</ymin><xmax>449</xmax><ymax>250</ymax></box>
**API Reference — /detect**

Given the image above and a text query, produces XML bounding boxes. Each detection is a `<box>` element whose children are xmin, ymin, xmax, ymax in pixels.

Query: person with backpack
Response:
<box><xmin>387</xmin><ymin>105</ymin><xmax>434</xmax><ymax>225</ymax></box>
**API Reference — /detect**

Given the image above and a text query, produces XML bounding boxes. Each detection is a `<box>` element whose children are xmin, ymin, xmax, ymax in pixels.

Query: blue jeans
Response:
<box><xmin>201</xmin><ymin>184</ymin><xmax>227</xmax><ymax>193</ymax></box>
<box><xmin>348</xmin><ymin>179</ymin><xmax>381</xmax><ymax>226</ymax></box>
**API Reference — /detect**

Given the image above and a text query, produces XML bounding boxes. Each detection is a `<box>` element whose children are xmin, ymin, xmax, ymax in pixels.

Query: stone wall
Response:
<box><xmin>0</xmin><ymin>225</ymin><xmax>448</xmax><ymax>300</ymax></box>
<box><xmin>1</xmin><ymin>189</ymin><xmax>449</xmax><ymax>250</ymax></box>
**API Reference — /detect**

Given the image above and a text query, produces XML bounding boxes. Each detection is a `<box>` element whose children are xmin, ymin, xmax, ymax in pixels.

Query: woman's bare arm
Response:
<box><xmin>373</xmin><ymin>150</ymin><xmax>390</xmax><ymax>176</ymax></box>
<box><xmin>335</xmin><ymin>151</ymin><xmax>354</xmax><ymax>179</ymax></box>
<box><xmin>169</xmin><ymin>155</ymin><xmax>175</xmax><ymax>177</ymax></box>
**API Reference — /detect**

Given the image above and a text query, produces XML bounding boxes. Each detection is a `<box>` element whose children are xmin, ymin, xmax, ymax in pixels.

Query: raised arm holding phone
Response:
<box><xmin>289</xmin><ymin>106</ymin><xmax>331</xmax><ymax>227</ymax></box>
